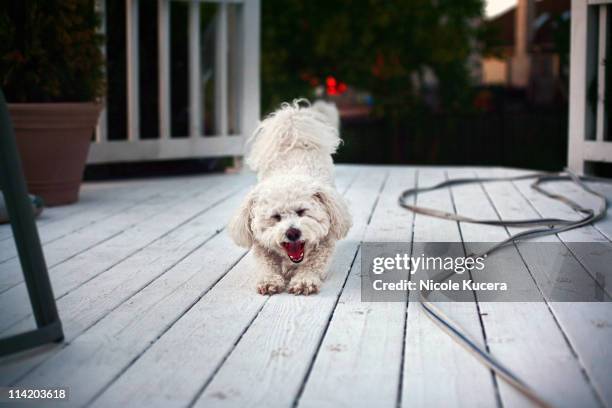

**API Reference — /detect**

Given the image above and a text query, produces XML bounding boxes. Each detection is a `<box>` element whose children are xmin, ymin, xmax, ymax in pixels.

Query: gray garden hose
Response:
<box><xmin>399</xmin><ymin>169</ymin><xmax>611</xmax><ymax>408</ymax></box>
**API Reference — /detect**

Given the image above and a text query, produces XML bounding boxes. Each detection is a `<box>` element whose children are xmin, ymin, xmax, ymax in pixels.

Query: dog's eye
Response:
<box><xmin>296</xmin><ymin>209</ymin><xmax>306</xmax><ymax>217</ymax></box>
<box><xmin>272</xmin><ymin>214</ymin><xmax>281</xmax><ymax>222</ymax></box>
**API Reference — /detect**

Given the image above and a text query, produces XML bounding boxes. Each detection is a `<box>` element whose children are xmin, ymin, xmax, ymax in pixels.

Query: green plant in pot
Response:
<box><xmin>0</xmin><ymin>0</ymin><xmax>105</xmax><ymax>205</ymax></box>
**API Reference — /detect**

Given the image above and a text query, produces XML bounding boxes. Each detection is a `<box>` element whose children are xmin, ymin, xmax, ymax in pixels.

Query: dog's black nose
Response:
<box><xmin>285</xmin><ymin>228</ymin><xmax>301</xmax><ymax>242</ymax></box>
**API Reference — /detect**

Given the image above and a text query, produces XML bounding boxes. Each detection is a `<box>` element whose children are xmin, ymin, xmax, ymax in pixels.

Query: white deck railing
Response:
<box><xmin>89</xmin><ymin>0</ymin><xmax>260</xmax><ymax>164</ymax></box>
<box><xmin>568</xmin><ymin>0</ymin><xmax>611</xmax><ymax>172</ymax></box>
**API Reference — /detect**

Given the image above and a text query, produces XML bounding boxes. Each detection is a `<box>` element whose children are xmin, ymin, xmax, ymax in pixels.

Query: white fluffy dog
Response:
<box><xmin>228</xmin><ymin>100</ymin><xmax>352</xmax><ymax>295</ymax></box>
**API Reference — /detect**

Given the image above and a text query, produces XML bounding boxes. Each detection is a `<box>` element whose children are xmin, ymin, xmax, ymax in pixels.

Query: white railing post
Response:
<box><xmin>95</xmin><ymin>0</ymin><xmax>107</xmax><ymax>143</ymax></box>
<box><xmin>159</xmin><ymin>0</ymin><xmax>171</xmax><ymax>139</ymax></box>
<box><xmin>568</xmin><ymin>0</ymin><xmax>589</xmax><ymax>172</ymax></box>
<box><xmin>126</xmin><ymin>0</ymin><xmax>140</xmax><ymax>141</ymax></box>
<box><xmin>240</xmin><ymin>0</ymin><xmax>260</xmax><ymax>142</ymax></box>
<box><xmin>569</xmin><ymin>1</ymin><xmax>612</xmax><ymax>173</ymax></box>
<box><xmin>595</xmin><ymin>4</ymin><xmax>608</xmax><ymax>142</ymax></box>
<box><xmin>189</xmin><ymin>0</ymin><xmax>202</xmax><ymax>138</ymax></box>
<box><xmin>215</xmin><ymin>3</ymin><xmax>229</xmax><ymax>136</ymax></box>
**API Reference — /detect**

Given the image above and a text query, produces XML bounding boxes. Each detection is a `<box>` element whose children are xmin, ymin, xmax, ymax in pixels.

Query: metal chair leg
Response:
<box><xmin>0</xmin><ymin>90</ymin><xmax>64</xmax><ymax>357</ymax></box>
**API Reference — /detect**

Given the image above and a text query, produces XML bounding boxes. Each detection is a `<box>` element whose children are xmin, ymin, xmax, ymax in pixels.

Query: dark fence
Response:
<box><xmin>337</xmin><ymin>110</ymin><xmax>568</xmax><ymax>171</ymax></box>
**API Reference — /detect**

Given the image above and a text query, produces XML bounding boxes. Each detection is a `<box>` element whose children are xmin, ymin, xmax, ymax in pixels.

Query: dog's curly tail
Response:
<box><xmin>311</xmin><ymin>100</ymin><xmax>340</xmax><ymax>131</ymax></box>
<box><xmin>245</xmin><ymin>99</ymin><xmax>341</xmax><ymax>172</ymax></box>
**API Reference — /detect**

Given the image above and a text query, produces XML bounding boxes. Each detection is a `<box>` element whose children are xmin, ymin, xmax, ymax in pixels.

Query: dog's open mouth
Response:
<box><xmin>282</xmin><ymin>241</ymin><xmax>305</xmax><ymax>263</ymax></box>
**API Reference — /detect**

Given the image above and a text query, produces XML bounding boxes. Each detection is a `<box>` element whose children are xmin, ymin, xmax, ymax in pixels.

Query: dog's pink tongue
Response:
<box><xmin>282</xmin><ymin>242</ymin><xmax>305</xmax><ymax>261</ymax></box>
<box><xmin>286</xmin><ymin>243</ymin><xmax>301</xmax><ymax>258</ymax></box>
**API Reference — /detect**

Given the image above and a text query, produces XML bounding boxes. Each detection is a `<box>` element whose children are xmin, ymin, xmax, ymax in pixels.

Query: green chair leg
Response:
<box><xmin>0</xmin><ymin>90</ymin><xmax>63</xmax><ymax>357</ymax></box>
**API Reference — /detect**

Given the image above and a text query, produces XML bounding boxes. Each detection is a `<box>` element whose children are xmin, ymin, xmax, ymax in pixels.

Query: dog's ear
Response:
<box><xmin>228</xmin><ymin>189</ymin><xmax>256</xmax><ymax>247</ymax></box>
<box><xmin>314</xmin><ymin>185</ymin><xmax>352</xmax><ymax>240</ymax></box>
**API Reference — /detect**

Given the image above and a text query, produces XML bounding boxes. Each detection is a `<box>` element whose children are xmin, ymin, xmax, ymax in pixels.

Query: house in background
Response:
<box><xmin>481</xmin><ymin>0</ymin><xmax>570</xmax><ymax>105</ymax></box>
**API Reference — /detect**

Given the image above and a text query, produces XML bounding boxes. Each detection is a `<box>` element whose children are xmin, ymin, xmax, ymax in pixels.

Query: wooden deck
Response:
<box><xmin>1</xmin><ymin>165</ymin><xmax>611</xmax><ymax>408</ymax></box>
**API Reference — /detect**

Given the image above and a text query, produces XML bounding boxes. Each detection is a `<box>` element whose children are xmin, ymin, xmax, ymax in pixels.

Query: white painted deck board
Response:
<box><xmin>0</xmin><ymin>176</ymin><xmax>206</xmax><ymax>260</ymax></box>
<box><xmin>0</xmin><ymin>176</ymin><xmax>253</xmax><ymax>334</ymax></box>
<box><xmin>0</xmin><ymin>165</ymin><xmax>610</xmax><ymax>408</ymax></box>
<box><xmin>476</xmin><ymin>168</ymin><xmax>609</xmax><ymax>406</ymax></box>
<box><xmin>296</xmin><ymin>168</ymin><xmax>415</xmax><ymax>408</ymax></box>
<box><xmin>0</xmin><ymin>177</ymin><xmax>258</xmax><ymax>384</ymax></box>
<box><xmin>450</xmin><ymin>168</ymin><xmax>600</xmax><ymax>407</ymax></box>
<box><xmin>89</xmin><ymin>250</ymin><xmax>267</xmax><ymax>408</ymax></box>
<box><xmin>0</xmin><ymin>175</ymin><xmax>235</xmax><ymax>293</ymax></box>
<box><xmin>16</xmin><ymin>233</ymin><xmax>248</xmax><ymax>407</ymax></box>
<box><xmin>401</xmin><ymin>168</ymin><xmax>497</xmax><ymax>408</ymax></box>
<box><xmin>0</xmin><ymin>177</ymin><xmax>170</xmax><ymax>241</ymax></box>
<box><xmin>494</xmin><ymin>169</ymin><xmax>612</xmax><ymax>406</ymax></box>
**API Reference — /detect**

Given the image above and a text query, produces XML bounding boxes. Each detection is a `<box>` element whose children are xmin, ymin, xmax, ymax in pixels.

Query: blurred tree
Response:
<box><xmin>261</xmin><ymin>0</ymin><xmax>485</xmax><ymax>116</ymax></box>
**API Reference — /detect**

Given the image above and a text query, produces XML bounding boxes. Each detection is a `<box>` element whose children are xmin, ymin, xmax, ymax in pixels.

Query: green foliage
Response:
<box><xmin>0</xmin><ymin>0</ymin><xmax>105</xmax><ymax>102</ymax></box>
<box><xmin>261</xmin><ymin>0</ymin><xmax>485</xmax><ymax>115</ymax></box>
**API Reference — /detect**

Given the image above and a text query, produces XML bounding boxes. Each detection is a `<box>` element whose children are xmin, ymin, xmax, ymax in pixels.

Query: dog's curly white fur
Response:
<box><xmin>228</xmin><ymin>100</ymin><xmax>351</xmax><ymax>295</ymax></box>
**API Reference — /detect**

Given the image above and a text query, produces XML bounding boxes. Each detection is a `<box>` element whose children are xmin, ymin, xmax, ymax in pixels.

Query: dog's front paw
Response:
<box><xmin>257</xmin><ymin>275</ymin><xmax>285</xmax><ymax>295</ymax></box>
<box><xmin>288</xmin><ymin>274</ymin><xmax>321</xmax><ymax>295</ymax></box>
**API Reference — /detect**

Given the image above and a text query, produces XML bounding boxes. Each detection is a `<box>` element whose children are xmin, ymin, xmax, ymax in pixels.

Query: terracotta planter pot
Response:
<box><xmin>8</xmin><ymin>103</ymin><xmax>101</xmax><ymax>206</ymax></box>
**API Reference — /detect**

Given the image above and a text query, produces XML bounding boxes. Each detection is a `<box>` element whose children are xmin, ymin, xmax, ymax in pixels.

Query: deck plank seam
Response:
<box><xmin>447</xmin><ymin>170</ymin><xmax>503</xmax><ymax>408</ymax></box>
<box><xmin>185</xmin><ymin>296</ymin><xmax>271</xmax><ymax>408</ymax></box>
<box><xmin>395</xmin><ymin>169</ymin><xmax>418</xmax><ymax>408</ymax></box>
<box><xmin>292</xmin><ymin>243</ymin><xmax>361</xmax><ymax>408</ymax></box>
